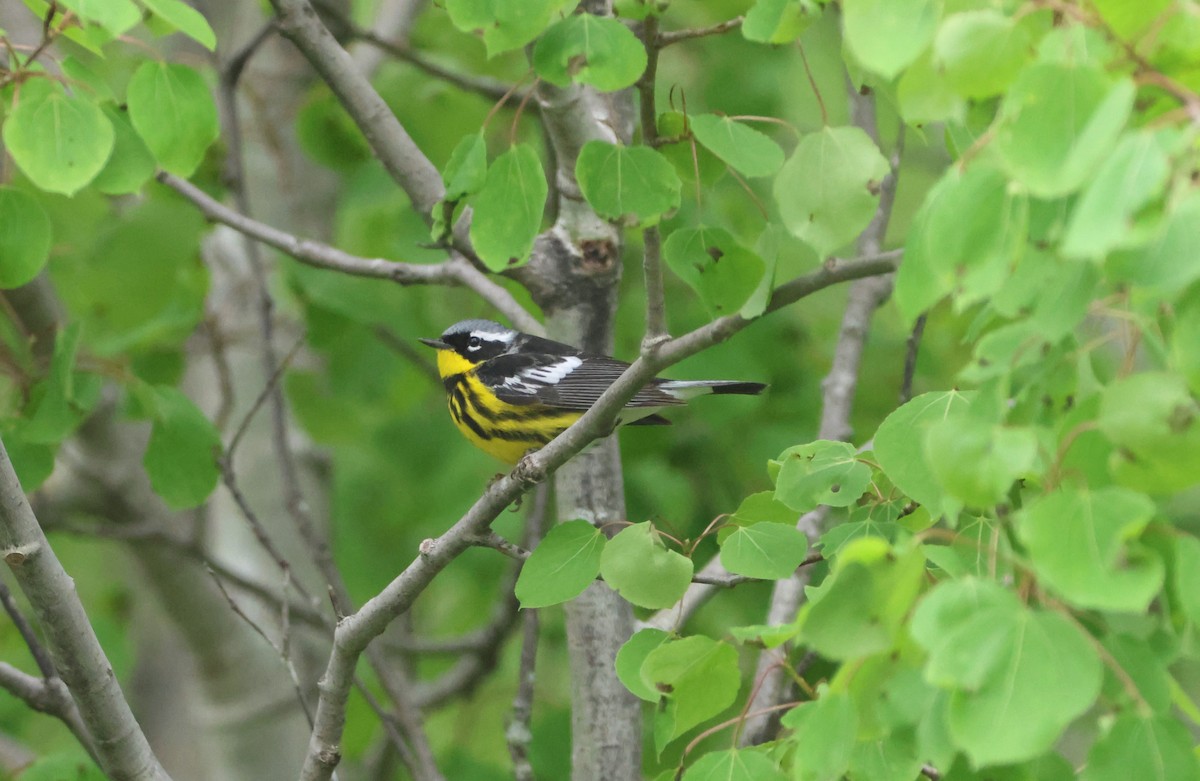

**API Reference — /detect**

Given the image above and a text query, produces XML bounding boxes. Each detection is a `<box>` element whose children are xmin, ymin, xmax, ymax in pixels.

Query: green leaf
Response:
<box><xmin>445</xmin><ymin>0</ymin><xmax>557</xmax><ymax>57</ymax></box>
<box><xmin>1082</xmin><ymin>714</ymin><xmax>1200</xmax><ymax>781</ymax></box>
<box><xmin>894</xmin><ymin>163</ymin><xmax>1028</xmax><ymax>321</ymax></box>
<box><xmin>1018</xmin><ymin>487</ymin><xmax>1161</xmax><ymax>612</ymax></box>
<box><xmin>0</xmin><ymin>187</ymin><xmax>52</xmax><ymax>288</ymax></box>
<box><xmin>849</xmin><ymin>730</ymin><xmax>923</xmax><ymax>781</ymax></box>
<box><xmin>641</xmin><ymin>636</ymin><xmax>740</xmax><ymax>750</ymax></box>
<box><xmin>662</xmin><ymin>227</ymin><xmax>764</xmax><ymax>317</ymax></box>
<box><xmin>443</xmin><ymin>133</ymin><xmax>488</xmax><ymax>201</ymax></box>
<box><xmin>1099</xmin><ymin>372</ymin><xmax>1200</xmax><ymax>493</ymax></box>
<box><xmin>1091</xmin><ymin>0</ymin><xmax>1171</xmax><ymax>40</ymax></box>
<box><xmin>925</xmin><ymin>421</ymin><xmax>1037</xmax><ymax>509</ymax></box>
<box><xmin>933</xmin><ymin>10</ymin><xmax>1033</xmax><ymax>99</ymax></box>
<box><xmin>1173</xmin><ymin>535</ymin><xmax>1200</xmax><ymax>626</ymax></box>
<box><xmin>1103</xmin><ymin>635</ymin><xmax>1172</xmax><ymax>714</ymax></box>
<box><xmin>742</xmin><ymin>0</ymin><xmax>821</xmax><ymax>43</ymax></box>
<box><xmin>729</xmin><ymin>491</ymin><xmax>795</xmax><ymax>526</ymax></box>
<box><xmin>1061</xmin><ymin>131</ymin><xmax>1170</xmax><ymax>260</ymax></box>
<box><xmin>469</xmin><ymin>144</ymin><xmax>547</xmax><ymax>271</ymax></box>
<box><xmin>57</xmin><ymin>0</ymin><xmax>140</xmax><ymax>36</ymax></box>
<box><xmin>3</xmin><ymin>79</ymin><xmax>114</xmax><ymax>196</ymax></box>
<box><xmin>719</xmin><ymin>523</ymin><xmax>808</xmax><ymax>579</ymax></box>
<box><xmin>127</xmin><ymin>62</ymin><xmax>220</xmax><ymax>177</ymax></box>
<box><xmin>842</xmin><ymin>0</ymin><xmax>939</xmax><ymax>79</ymax></box>
<box><xmin>688</xmin><ymin>114</ymin><xmax>784</xmax><ymax>178</ymax></box>
<box><xmin>515</xmin><ymin>519</ymin><xmax>605</xmax><ymax>608</ymax></box>
<box><xmin>874</xmin><ymin>391</ymin><xmax>972</xmax><ymax>515</ymax></box>
<box><xmin>728</xmin><ymin>621</ymin><xmax>799</xmax><ymax>649</ymax></box>
<box><xmin>995</xmin><ymin>64</ymin><xmax>1133</xmax><ymax>197</ymax></box>
<box><xmin>911</xmin><ymin>579</ymin><xmax>1103</xmax><ymax>766</ymax></box>
<box><xmin>60</xmin><ymin>56</ymin><xmax>115</xmax><ymax>103</ymax></box>
<box><xmin>800</xmin><ymin>542</ymin><xmax>925</xmax><ymax>660</ymax></box>
<box><xmin>897</xmin><ymin>51</ymin><xmax>964</xmax><ymax>125</ymax></box>
<box><xmin>1108</xmin><ymin>193</ymin><xmax>1200</xmax><ymax>293</ymax></box>
<box><xmin>576</xmin><ymin>141</ymin><xmax>680</xmax><ymax>227</ymax></box>
<box><xmin>599</xmin><ymin>522</ymin><xmax>693</xmax><ymax>609</ymax></box>
<box><xmin>140</xmin><ymin>0</ymin><xmax>218</xmax><ymax>50</ymax></box>
<box><xmin>3</xmin><ymin>431</ymin><xmax>56</xmax><ymax>492</ymax></box>
<box><xmin>92</xmin><ymin>105</ymin><xmax>157</xmax><ymax>195</ymax></box>
<box><xmin>22</xmin><ymin>324</ymin><xmax>99</xmax><ymax>445</ymax></box>
<box><xmin>774</xmin><ymin>126</ymin><xmax>890</xmax><ymax>258</ymax></box>
<box><xmin>143</xmin><ymin>386</ymin><xmax>222</xmax><ymax>509</ymax></box>
<box><xmin>533</xmin><ymin>14</ymin><xmax>647</xmax><ymax>91</ymax></box>
<box><xmin>781</xmin><ymin>690</ymin><xmax>858</xmax><ymax>781</ymax></box>
<box><xmin>616</xmin><ymin>628</ymin><xmax>670</xmax><ymax>701</ymax></box>
<box><xmin>683</xmin><ymin>749</ymin><xmax>783</xmax><ymax>781</ymax></box>
<box><xmin>773</xmin><ymin>440</ymin><xmax>871</xmax><ymax>512</ymax></box>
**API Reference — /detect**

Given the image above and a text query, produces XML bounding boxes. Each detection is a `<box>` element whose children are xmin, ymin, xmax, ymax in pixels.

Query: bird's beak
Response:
<box><xmin>419</xmin><ymin>337</ymin><xmax>450</xmax><ymax>350</ymax></box>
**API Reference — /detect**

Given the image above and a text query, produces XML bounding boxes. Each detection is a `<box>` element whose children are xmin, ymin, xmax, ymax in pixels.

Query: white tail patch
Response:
<box><xmin>659</xmin><ymin>380</ymin><xmax>742</xmax><ymax>400</ymax></box>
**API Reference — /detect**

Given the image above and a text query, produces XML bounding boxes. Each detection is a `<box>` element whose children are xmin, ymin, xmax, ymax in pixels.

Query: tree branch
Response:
<box><xmin>0</xmin><ymin>438</ymin><xmax>173</xmax><ymax>781</ymax></box>
<box><xmin>295</xmin><ymin>251</ymin><xmax>899</xmax><ymax>780</ymax></box>
<box><xmin>657</xmin><ymin>16</ymin><xmax>744</xmax><ymax>47</ymax></box>
<box><xmin>638</xmin><ymin>17</ymin><xmax>668</xmax><ymax>347</ymax></box>
<box><xmin>0</xmin><ymin>661</ymin><xmax>97</xmax><ymax>763</ymax></box>
<box><xmin>267</xmin><ymin>0</ymin><xmax>444</xmax><ymax>216</ymax></box>
<box><xmin>158</xmin><ymin>172</ymin><xmax>543</xmax><ymax>335</ymax></box>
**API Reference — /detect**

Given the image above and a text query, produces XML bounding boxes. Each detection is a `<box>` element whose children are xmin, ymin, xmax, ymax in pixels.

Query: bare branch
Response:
<box><xmin>158</xmin><ymin>172</ymin><xmax>543</xmax><ymax>335</ymax></box>
<box><xmin>0</xmin><ymin>578</ymin><xmax>54</xmax><ymax>678</ymax></box>
<box><xmin>0</xmin><ymin>661</ymin><xmax>97</xmax><ymax>763</ymax></box>
<box><xmin>901</xmin><ymin>313</ymin><xmax>927</xmax><ymax>403</ymax></box>
<box><xmin>267</xmin><ymin>0</ymin><xmax>444</xmax><ymax>215</ymax></box>
<box><xmin>507</xmin><ymin>609</ymin><xmax>538</xmax><ymax>781</ymax></box>
<box><xmin>0</xmin><ymin>438</ymin><xmax>173</xmax><ymax>781</ymax></box>
<box><xmin>350</xmin><ymin>28</ymin><xmax>520</xmax><ymax>102</ymax></box>
<box><xmin>638</xmin><ymin>17</ymin><xmax>668</xmax><ymax>347</ymax></box>
<box><xmin>657</xmin><ymin>16</ymin><xmax>744</xmax><ymax>47</ymax></box>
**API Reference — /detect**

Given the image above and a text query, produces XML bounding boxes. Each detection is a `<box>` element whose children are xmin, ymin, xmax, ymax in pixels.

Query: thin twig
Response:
<box><xmin>158</xmin><ymin>172</ymin><xmax>543</xmax><ymax>336</ymax></box>
<box><xmin>657</xmin><ymin>16</ymin><xmax>744</xmax><ymax>47</ymax></box>
<box><xmin>0</xmin><ymin>661</ymin><xmax>98</xmax><ymax>765</ymax></box>
<box><xmin>207</xmin><ymin>568</ymin><xmax>316</xmax><ymax>728</ymax></box>
<box><xmin>900</xmin><ymin>313</ymin><xmax>927</xmax><ymax>404</ymax></box>
<box><xmin>0</xmin><ymin>578</ymin><xmax>54</xmax><ymax>678</ymax></box>
<box><xmin>639</xmin><ymin>17</ymin><xmax>668</xmax><ymax>346</ymax></box>
<box><xmin>226</xmin><ymin>334</ymin><xmax>306</xmax><ymax>458</ymax></box>
<box><xmin>310</xmin><ymin>0</ymin><xmax>519</xmax><ymax>102</ymax></box>
<box><xmin>373</xmin><ymin>326</ymin><xmax>440</xmax><ymax>385</ymax></box>
<box><xmin>507</xmin><ymin>609</ymin><xmax>538</xmax><ymax>781</ymax></box>
<box><xmin>269</xmin><ymin>0</ymin><xmax>444</xmax><ymax>215</ymax></box>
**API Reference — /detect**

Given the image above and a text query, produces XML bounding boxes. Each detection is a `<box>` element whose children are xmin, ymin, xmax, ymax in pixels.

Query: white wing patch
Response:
<box><xmin>519</xmin><ymin>356</ymin><xmax>582</xmax><ymax>386</ymax></box>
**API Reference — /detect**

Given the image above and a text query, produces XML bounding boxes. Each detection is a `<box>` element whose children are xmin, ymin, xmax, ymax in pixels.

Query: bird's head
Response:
<box><xmin>419</xmin><ymin>319</ymin><xmax>517</xmax><ymax>374</ymax></box>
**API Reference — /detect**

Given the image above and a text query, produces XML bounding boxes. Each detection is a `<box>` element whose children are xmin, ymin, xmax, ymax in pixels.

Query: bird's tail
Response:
<box><xmin>658</xmin><ymin>380</ymin><xmax>768</xmax><ymax>400</ymax></box>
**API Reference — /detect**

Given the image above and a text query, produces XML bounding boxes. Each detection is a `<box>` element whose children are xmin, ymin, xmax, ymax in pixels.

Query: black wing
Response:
<box><xmin>479</xmin><ymin>353</ymin><xmax>683</xmax><ymax>411</ymax></box>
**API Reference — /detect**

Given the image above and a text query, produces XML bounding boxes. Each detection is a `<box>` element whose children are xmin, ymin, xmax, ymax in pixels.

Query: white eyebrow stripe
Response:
<box><xmin>473</xmin><ymin>330</ymin><xmax>515</xmax><ymax>343</ymax></box>
<box><xmin>518</xmin><ymin>356</ymin><xmax>582</xmax><ymax>386</ymax></box>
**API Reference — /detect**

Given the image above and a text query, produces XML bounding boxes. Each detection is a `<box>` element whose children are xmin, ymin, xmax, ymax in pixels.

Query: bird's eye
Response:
<box><xmin>467</xmin><ymin>336</ymin><xmax>482</xmax><ymax>351</ymax></box>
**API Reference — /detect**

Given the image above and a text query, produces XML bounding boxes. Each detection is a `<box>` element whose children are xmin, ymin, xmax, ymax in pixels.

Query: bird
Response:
<box><xmin>419</xmin><ymin>319</ymin><xmax>767</xmax><ymax>463</ymax></box>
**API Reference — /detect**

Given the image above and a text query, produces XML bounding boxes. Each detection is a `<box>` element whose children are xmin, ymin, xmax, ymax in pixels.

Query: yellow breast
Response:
<box><xmin>436</xmin><ymin>351</ymin><xmax>582</xmax><ymax>464</ymax></box>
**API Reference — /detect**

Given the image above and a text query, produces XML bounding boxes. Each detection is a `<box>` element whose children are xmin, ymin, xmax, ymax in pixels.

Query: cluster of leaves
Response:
<box><xmin>0</xmin><ymin>1</ymin><xmax>223</xmax><ymax>507</ymax></box>
<box><xmin>480</xmin><ymin>0</ymin><xmax>1200</xmax><ymax>778</ymax></box>
<box><xmin>440</xmin><ymin>0</ymin><xmax>1200</xmax><ymax>778</ymax></box>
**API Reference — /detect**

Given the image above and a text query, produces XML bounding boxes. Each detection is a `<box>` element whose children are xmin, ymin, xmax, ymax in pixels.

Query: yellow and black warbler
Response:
<box><xmin>420</xmin><ymin>319</ymin><xmax>766</xmax><ymax>463</ymax></box>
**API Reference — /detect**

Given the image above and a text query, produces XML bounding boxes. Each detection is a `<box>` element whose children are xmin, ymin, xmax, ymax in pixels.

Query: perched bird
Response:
<box><xmin>419</xmin><ymin>319</ymin><xmax>766</xmax><ymax>463</ymax></box>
